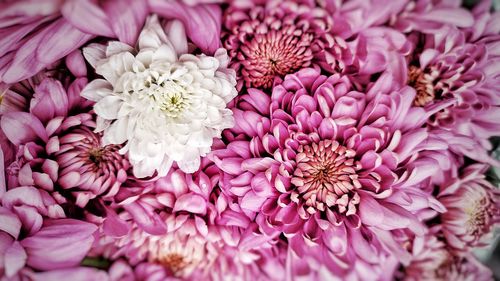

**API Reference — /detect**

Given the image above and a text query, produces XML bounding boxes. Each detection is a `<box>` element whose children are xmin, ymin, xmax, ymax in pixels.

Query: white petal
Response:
<box><xmin>80</xmin><ymin>79</ymin><xmax>112</xmax><ymax>101</ymax></box>
<box><xmin>94</xmin><ymin>95</ymin><xmax>123</xmax><ymax>120</ymax></box>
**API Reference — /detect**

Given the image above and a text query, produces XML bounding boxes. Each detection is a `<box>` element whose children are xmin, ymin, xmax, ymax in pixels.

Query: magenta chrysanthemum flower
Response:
<box><xmin>93</xmin><ymin>159</ymin><xmax>284</xmax><ymax>280</ymax></box>
<box><xmin>212</xmin><ymin>68</ymin><xmax>447</xmax><ymax>277</ymax></box>
<box><xmin>395</xmin><ymin>4</ymin><xmax>500</xmax><ymax>165</ymax></box>
<box><xmin>222</xmin><ymin>0</ymin><xmax>352</xmax><ymax>89</ymax></box>
<box><xmin>402</xmin><ymin>233</ymin><xmax>493</xmax><ymax>281</ymax></box>
<box><xmin>1</xmin><ymin>76</ymin><xmax>131</xmax><ymax>207</ymax></box>
<box><xmin>438</xmin><ymin>164</ymin><xmax>500</xmax><ymax>252</ymax></box>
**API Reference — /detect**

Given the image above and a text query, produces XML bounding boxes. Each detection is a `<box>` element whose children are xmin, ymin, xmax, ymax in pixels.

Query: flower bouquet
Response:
<box><xmin>0</xmin><ymin>0</ymin><xmax>499</xmax><ymax>280</ymax></box>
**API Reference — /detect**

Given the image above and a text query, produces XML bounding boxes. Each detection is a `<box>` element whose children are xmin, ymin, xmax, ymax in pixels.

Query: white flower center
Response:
<box><xmin>146</xmin><ymin>77</ymin><xmax>191</xmax><ymax>118</ymax></box>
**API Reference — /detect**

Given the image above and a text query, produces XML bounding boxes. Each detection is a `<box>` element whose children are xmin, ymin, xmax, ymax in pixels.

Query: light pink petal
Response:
<box><xmin>36</xmin><ymin>18</ymin><xmax>94</xmax><ymax>65</ymax></box>
<box><xmin>29</xmin><ymin>267</ymin><xmax>109</xmax><ymax>281</ymax></box>
<box><xmin>123</xmin><ymin>202</ymin><xmax>167</xmax><ymax>235</ymax></box>
<box><xmin>173</xmin><ymin>193</ymin><xmax>207</xmax><ymax>215</ymax></box>
<box><xmin>2</xmin><ymin>186</ymin><xmax>45</xmax><ymax>212</ymax></box>
<box><xmin>103</xmin><ymin>211</ymin><xmax>130</xmax><ymax>238</ymax></box>
<box><xmin>61</xmin><ymin>0</ymin><xmax>114</xmax><ymax>37</ymax></box>
<box><xmin>1</xmin><ymin>112</ymin><xmax>48</xmax><ymax>145</ymax></box>
<box><xmin>30</xmin><ymin>78</ymin><xmax>69</xmax><ymax>123</ymax></box>
<box><xmin>409</xmin><ymin>8</ymin><xmax>474</xmax><ymax>28</ymax></box>
<box><xmin>165</xmin><ymin>20</ymin><xmax>189</xmax><ymax>56</ymax></box>
<box><xmin>65</xmin><ymin>50</ymin><xmax>87</xmax><ymax>77</ymax></box>
<box><xmin>4</xmin><ymin>241</ymin><xmax>27</xmax><ymax>278</ymax></box>
<box><xmin>149</xmin><ymin>0</ymin><xmax>222</xmax><ymax>54</ymax></box>
<box><xmin>0</xmin><ymin>148</ymin><xmax>5</xmax><ymax>196</ymax></box>
<box><xmin>0</xmin><ymin>207</ymin><xmax>21</xmax><ymax>239</ymax></box>
<box><xmin>21</xmin><ymin>219</ymin><xmax>97</xmax><ymax>271</ymax></box>
<box><xmin>102</xmin><ymin>0</ymin><xmax>148</xmax><ymax>46</ymax></box>
<box><xmin>358</xmin><ymin>193</ymin><xmax>384</xmax><ymax>226</ymax></box>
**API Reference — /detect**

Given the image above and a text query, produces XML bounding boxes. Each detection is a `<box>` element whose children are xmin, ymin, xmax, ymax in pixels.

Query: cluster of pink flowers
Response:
<box><xmin>1</xmin><ymin>0</ymin><xmax>500</xmax><ymax>280</ymax></box>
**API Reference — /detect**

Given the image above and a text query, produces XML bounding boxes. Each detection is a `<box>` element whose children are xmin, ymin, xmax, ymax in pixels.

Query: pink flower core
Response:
<box><xmin>290</xmin><ymin>140</ymin><xmax>361</xmax><ymax>215</ymax></box>
<box><xmin>241</xmin><ymin>28</ymin><xmax>314</xmax><ymax>89</ymax></box>
<box><xmin>158</xmin><ymin>253</ymin><xmax>190</xmax><ymax>276</ymax></box>
<box><xmin>463</xmin><ymin>190</ymin><xmax>496</xmax><ymax>240</ymax></box>
<box><xmin>57</xmin><ymin>127</ymin><xmax>123</xmax><ymax>174</ymax></box>
<box><xmin>408</xmin><ymin>65</ymin><xmax>436</xmax><ymax>106</ymax></box>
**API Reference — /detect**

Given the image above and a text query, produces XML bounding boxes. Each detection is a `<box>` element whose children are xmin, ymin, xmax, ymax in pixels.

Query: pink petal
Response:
<box><xmin>173</xmin><ymin>193</ymin><xmax>207</xmax><ymax>215</ymax></box>
<box><xmin>36</xmin><ymin>18</ymin><xmax>94</xmax><ymax>65</ymax></box>
<box><xmin>2</xmin><ymin>186</ymin><xmax>44</xmax><ymax>212</ymax></box>
<box><xmin>65</xmin><ymin>50</ymin><xmax>87</xmax><ymax>77</ymax></box>
<box><xmin>60</xmin><ymin>0</ymin><xmax>114</xmax><ymax>37</ymax></box>
<box><xmin>1</xmin><ymin>112</ymin><xmax>48</xmax><ymax>145</ymax></box>
<box><xmin>149</xmin><ymin>0</ymin><xmax>222</xmax><ymax>54</ymax></box>
<box><xmin>28</xmin><ymin>267</ymin><xmax>108</xmax><ymax>281</ymax></box>
<box><xmin>102</xmin><ymin>0</ymin><xmax>148</xmax><ymax>46</ymax></box>
<box><xmin>123</xmin><ymin>202</ymin><xmax>167</xmax><ymax>235</ymax></box>
<box><xmin>0</xmin><ymin>207</ymin><xmax>21</xmax><ymax>239</ymax></box>
<box><xmin>0</xmin><ymin>148</ymin><xmax>5</xmax><ymax>197</ymax></box>
<box><xmin>21</xmin><ymin>219</ymin><xmax>97</xmax><ymax>271</ymax></box>
<box><xmin>358</xmin><ymin>192</ymin><xmax>384</xmax><ymax>226</ymax></box>
<box><xmin>30</xmin><ymin>78</ymin><xmax>69</xmax><ymax>123</ymax></box>
<box><xmin>4</xmin><ymin>241</ymin><xmax>27</xmax><ymax>278</ymax></box>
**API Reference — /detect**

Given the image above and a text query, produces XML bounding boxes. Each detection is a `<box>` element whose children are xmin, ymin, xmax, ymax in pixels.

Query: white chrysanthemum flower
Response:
<box><xmin>81</xmin><ymin>16</ymin><xmax>237</xmax><ymax>178</ymax></box>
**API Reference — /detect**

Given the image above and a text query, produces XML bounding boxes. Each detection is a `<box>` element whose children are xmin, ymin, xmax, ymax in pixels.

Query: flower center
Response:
<box><xmin>408</xmin><ymin>65</ymin><xmax>437</xmax><ymax>107</ymax></box>
<box><xmin>291</xmin><ymin>140</ymin><xmax>361</xmax><ymax>215</ymax></box>
<box><xmin>240</xmin><ymin>29</ymin><xmax>314</xmax><ymax>88</ymax></box>
<box><xmin>144</xmin><ymin>74</ymin><xmax>191</xmax><ymax>118</ymax></box>
<box><xmin>465</xmin><ymin>195</ymin><xmax>493</xmax><ymax>238</ymax></box>
<box><xmin>158</xmin><ymin>253</ymin><xmax>190</xmax><ymax>276</ymax></box>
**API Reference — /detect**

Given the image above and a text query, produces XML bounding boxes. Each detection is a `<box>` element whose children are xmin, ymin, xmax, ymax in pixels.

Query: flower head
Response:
<box><xmin>82</xmin><ymin>16</ymin><xmax>237</xmax><ymax>178</ymax></box>
<box><xmin>94</xmin><ymin>160</ymin><xmax>284</xmax><ymax>280</ymax></box>
<box><xmin>223</xmin><ymin>0</ymin><xmax>351</xmax><ymax>90</ymax></box>
<box><xmin>438</xmin><ymin>164</ymin><xmax>500</xmax><ymax>252</ymax></box>
<box><xmin>402</xmin><ymin>233</ymin><xmax>493</xmax><ymax>281</ymax></box>
<box><xmin>1</xmin><ymin>76</ymin><xmax>130</xmax><ymax>207</ymax></box>
<box><xmin>212</xmin><ymin>68</ymin><xmax>447</xmax><ymax>277</ymax></box>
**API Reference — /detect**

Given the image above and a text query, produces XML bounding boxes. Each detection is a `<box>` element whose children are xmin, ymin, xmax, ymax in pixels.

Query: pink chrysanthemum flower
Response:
<box><xmin>402</xmin><ymin>233</ymin><xmax>493</xmax><ymax>281</ymax></box>
<box><xmin>212</xmin><ymin>68</ymin><xmax>447</xmax><ymax>277</ymax></box>
<box><xmin>395</xmin><ymin>3</ymin><xmax>500</xmax><ymax>165</ymax></box>
<box><xmin>1</xmin><ymin>75</ymin><xmax>131</xmax><ymax>207</ymax></box>
<box><xmin>222</xmin><ymin>0</ymin><xmax>353</xmax><ymax>90</ymax></box>
<box><xmin>92</xmin><ymin>159</ymin><xmax>285</xmax><ymax>280</ymax></box>
<box><xmin>438</xmin><ymin>164</ymin><xmax>500</xmax><ymax>252</ymax></box>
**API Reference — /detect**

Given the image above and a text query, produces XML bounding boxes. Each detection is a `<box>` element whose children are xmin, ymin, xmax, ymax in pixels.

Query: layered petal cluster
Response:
<box><xmin>438</xmin><ymin>164</ymin><xmax>500</xmax><ymax>252</ymax></box>
<box><xmin>212</xmin><ymin>68</ymin><xmax>447</xmax><ymax>278</ymax></box>
<box><xmin>0</xmin><ymin>0</ymin><xmax>148</xmax><ymax>84</ymax></box>
<box><xmin>0</xmin><ymin>200</ymin><xmax>97</xmax><ymax>278</ymax></box>
<box><xmin>402</xmin><ymin>233</ymin><xmax>493</xmax><ymax>281</ymax></box>
<box><xmin>389</xmin><ymin>1</ymin><xmax>500</xmax><ymax>167</ymax></box>
<box><xmin>222</xmin><ymin>0</ymin><xmax>353</xmax><ymax>90</ymax></box>
<box><xmin>1</xmin><ymin>76</ymin><xmax>130</xmax><ymax>207</ymax></box>
<box><xmin>92</xmin><ymin>159</ymin><xmax>284</xmax><ymax>280</ymax></box>
<box><xmin>82</xmin><ymin>16</ymin><xmax>237</xmax><ymax>178</ymax></box>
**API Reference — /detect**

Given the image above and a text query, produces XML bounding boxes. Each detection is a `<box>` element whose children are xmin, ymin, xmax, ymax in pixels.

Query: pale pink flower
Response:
<box><xmin>212</xmin><ymin>68</ymin><xmax>447</xmax><ymax>278</ymax></box>
<box><xmin>402</xmin><ymin>232</ymin><xmax>493</xmax><ymax>281</ymax></box>
<box><xmin>438</xmin><ymin>164</ymin><xmax>500</xmax><ymax>252</ymax></box>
